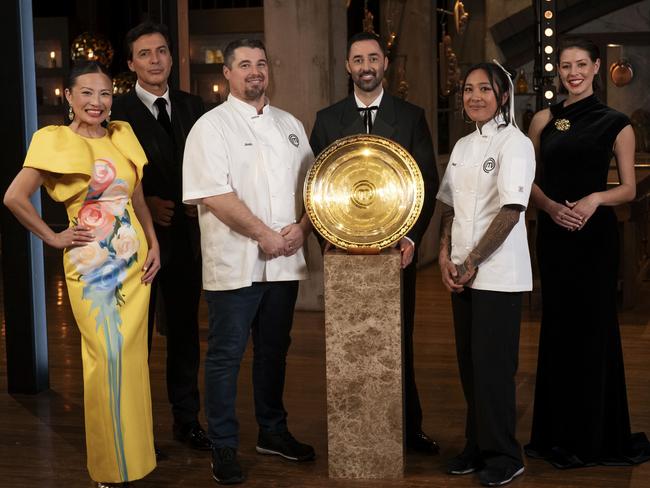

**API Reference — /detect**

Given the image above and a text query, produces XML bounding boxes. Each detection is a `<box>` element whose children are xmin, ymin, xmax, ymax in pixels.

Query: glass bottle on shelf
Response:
<box><xmin>523</xmin><ymin>103</ymin><xmax>534</xmax><ymax>132</ymax></box>
<box><xmin>516</xmin><ymin>70</ymin><xmax>529</xmax><ymax>94</ymax></box>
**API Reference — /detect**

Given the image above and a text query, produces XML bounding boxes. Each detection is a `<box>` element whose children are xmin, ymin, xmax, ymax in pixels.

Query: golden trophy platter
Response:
<box><xmin>304</xmin><ymin>134</ymin><xmax>424</xmax><ymax>253</ymax></box>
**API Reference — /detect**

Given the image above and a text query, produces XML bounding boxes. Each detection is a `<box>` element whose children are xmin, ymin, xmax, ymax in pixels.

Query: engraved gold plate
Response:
<box><xmin>304</xmin><ymin>134</ymin><xmax>424</xmax><ymax>252</ymax></box>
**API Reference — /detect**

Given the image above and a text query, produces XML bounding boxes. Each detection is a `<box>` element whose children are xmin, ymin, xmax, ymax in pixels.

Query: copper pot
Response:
<box><xmin>610</xmin><ymin>60</ymin><xmax>633</xmax><ymax>87</ymax></box>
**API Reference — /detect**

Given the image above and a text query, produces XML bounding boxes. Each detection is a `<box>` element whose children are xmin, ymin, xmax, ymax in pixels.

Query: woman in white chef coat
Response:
<box><xmin>436</xmin><ymin>62</ymin><xmax>535</xmax><ymax>487</ymax></box>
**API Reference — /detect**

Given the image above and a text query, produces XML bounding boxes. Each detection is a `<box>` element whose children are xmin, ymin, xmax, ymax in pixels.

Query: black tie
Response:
<box><xmin>358</xmin><ymin>106</ymin><xmax>379</xmax><ymax>134</ymax></box>
<box><xmin>154</xmin><ymin>97</ymin><xmax>172</xmax><ymax>135</ymax></box>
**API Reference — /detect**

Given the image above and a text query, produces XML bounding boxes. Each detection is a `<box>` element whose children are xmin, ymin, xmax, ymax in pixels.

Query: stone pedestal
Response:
<box><xmin>323</xmin><ymin>249</ymin><xmax>403</xmax><ymax>479</ymax></box>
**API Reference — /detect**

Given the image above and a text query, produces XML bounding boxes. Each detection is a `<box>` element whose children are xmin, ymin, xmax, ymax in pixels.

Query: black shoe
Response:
<box><xmin>447</xmin><ymin>447</ymin><xmax>482</xmax><ymax>475</ymax></box>
<box><xmin>155</xmin><ymin>446</ymin><xmax>168</xmax><ymax>461</ymax></box>
<box><xmin>211</xmin><ymin>447</ymin><xmax>244</xmax><ymax>485</ymax></box>
<box><xmin>256</xmin><ymin>430</ymin><xmax>315</xmax><ymax>461</ymax></box>
<box><xmin>406</xmin><ymin>430</ymin><xmax>440</xmax><ymax>454</ymax></box>
<box><xmin>478</xmin><ymin>464</ymin><xmax>525</xmax><ymax>486</ymax></box>
<box><xmin>174</xmin><ymin>423</ymin><xmax>213</xmax><ymax>451</ymax></box>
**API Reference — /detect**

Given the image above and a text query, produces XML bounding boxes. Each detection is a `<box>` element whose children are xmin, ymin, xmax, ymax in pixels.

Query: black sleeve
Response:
<box><xmin>309</xmin><ymin>112</ymin><xmax>328</xmax><ymax>160</ymax></box>
<box><xmin>406</xmin><ymin>108</ymin><xmax>438</xmax><ymax>246</ymax></box>
<box><xmin>110</xmin><ymin>96</ymin><xmax>129</xmax><ymax>123</ymax></box>
<box><xmin>192</xmin><ymin>95</ymin><xmax>206</xmax><ymax>119</ymax></box>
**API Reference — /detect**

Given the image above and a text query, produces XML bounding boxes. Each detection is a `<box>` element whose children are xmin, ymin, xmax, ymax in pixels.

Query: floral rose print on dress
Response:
<box><xmin>68</xmin><ymin>157</ymin><xmax>140</xmax><ymax>481</ymax></box>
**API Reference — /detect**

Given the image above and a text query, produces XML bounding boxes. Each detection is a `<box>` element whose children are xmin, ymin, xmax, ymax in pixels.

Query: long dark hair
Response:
<box><xmin>556</xmin><ymin>37</ymin><xmax>601</xmax><ymax>93</ymax></box>
<box><xmin>462</xmin><ymin>62</ymin><xmax>512</xmax><ymax>125</ymax></box>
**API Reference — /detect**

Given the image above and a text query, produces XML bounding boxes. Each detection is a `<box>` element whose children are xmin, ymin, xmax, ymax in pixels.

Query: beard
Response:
<box><xmin>352</xmin><ymin>69</ymin><xmax>384</xmax><ymax>93</ymax></box>
<box><xmin>244</xmin><ymin>76</ymin><xmax>266</xmax><ymax>101</ymax></box>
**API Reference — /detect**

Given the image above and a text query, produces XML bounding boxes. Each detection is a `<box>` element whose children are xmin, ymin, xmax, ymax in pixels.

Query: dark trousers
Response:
<box><xmin>147</xmin><ymin>224</ymin><xmax>202</xmax><ymax>428</ymax></box>
<box><xmin>204</xmin><ymin>281</ymin><xmax>299</xmax><ymax>448</ymax></box>
<box><xmin>402</xmin><ymin>259</ymin><xmax>423</xmax><ymax>436</ymax></box>
<box><xmin>451</xmin><ymin>288</ymin><xmax>523</xmax><ymax>468</ymax></box>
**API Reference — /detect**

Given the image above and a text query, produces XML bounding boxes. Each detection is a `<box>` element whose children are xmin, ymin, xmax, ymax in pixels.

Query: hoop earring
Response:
<box><xmin>68</xmin><ymin>106</ymin><xmax>74</xmax><ymax>121</ymax></box>
<box><xmin>461</xmin><ymin>107</ymin><xmax>473</xmax><ymax>124</ymax></box>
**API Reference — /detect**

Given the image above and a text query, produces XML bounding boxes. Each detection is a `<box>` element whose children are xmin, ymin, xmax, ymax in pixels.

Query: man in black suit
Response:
<box><xmin>310</xmin><ymin>31</ymin><xmax>439</xmax><ymax>453</ymax></box>
<box><xmin>111</xmin><ymin>21</ymin><xmax>210</xmax><ymax>451</ymax></box>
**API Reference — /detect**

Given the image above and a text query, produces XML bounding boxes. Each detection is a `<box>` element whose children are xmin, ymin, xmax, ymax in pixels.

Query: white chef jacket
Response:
<box><xmin>437</xmin><ymin>117</ymin><xmax>535</xmax><ymax>292</ymax></box>
<box><xmin>182</xmin><ymin>94</ymin><xmax>314</xmax><ymax>291</ymax></box>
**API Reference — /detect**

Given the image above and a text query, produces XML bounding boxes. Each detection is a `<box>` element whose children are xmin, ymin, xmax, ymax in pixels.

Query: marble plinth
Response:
<box><xmin>323</xmin><ymin>249</ymin><xmax>403</xmax><ymax>479</ymax></box>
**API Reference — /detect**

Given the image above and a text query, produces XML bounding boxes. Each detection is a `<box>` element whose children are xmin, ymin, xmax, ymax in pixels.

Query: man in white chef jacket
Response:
<box><xmin>183</xmin><ymin>38</ymin><xmax>315</xmax><ymax>485</ymax></box>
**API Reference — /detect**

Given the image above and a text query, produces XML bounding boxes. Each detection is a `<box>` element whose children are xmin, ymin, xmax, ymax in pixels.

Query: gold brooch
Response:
<box><xmin>554</xmin><ymin>118</ymin><xmax>570</xmax><ymax>131</ymax></box>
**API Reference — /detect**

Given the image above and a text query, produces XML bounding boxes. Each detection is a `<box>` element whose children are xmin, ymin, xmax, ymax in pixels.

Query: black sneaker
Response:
<box><xmin>211</xmin><ymin>447</ymin><xmax>244</xmax><ymax>485</ymax></box>
<box><xmin>256</xmin><ymin>430</ymin><xmax>315</xmax><ymax>461</ymax></box>
<box><xmin>174</xmin><ymin>423</ymin><xmax>213</xmax><ymax>451</ymax></box>
<box><xmin>447</xmin><ymin>446</ymin><xmax>482</xmax><ymax>475</ymax></box>
<box><xmin>478</xmin><ymin>464</ymin><xmax>525</xmax><ymax>486</ymax></box>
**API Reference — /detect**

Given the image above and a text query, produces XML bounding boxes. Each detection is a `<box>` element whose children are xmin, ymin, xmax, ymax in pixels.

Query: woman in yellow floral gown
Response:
<box><xmin>4</xmin><ymin>61</ymin><xmax>159</xmax><ymax>486</ymax></box>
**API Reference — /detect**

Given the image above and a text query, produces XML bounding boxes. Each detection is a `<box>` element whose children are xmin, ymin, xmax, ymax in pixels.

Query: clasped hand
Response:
<box><xmin>439</xmin><ymin>253</ymin><xmax>477</xmax><ymax>293</ymax></box>
<box><xmin>550</xmin><ymin>194</ymin><xmax>598</xmax><ymax>231</ymax></box>
<box><xmin>258</xmin><ymin>223</ymin><xmax>305</xmax><ymax>259</ymax></box>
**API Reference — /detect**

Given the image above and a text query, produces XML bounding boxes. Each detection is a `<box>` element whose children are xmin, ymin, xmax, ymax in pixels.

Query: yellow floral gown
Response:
<box><xmin>23</xmin><ymin>121</ymin><xmax>156</xmax><ymax>482</ymax></box>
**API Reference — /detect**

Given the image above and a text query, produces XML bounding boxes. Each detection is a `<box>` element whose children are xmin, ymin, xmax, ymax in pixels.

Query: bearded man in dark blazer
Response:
<box><xmin>310</xmin><ymin>31</ymin><xmax>439</xmax><ymax>453</ymax></box>
<box><xmin>111</xmin><ymin>21</ymin><xmax>210</xmax><ymax>451</ymax></box>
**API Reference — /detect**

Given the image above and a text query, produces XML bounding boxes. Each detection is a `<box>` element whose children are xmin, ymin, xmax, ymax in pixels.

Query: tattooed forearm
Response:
<box><xmin>439</xmin><ymin>202</ymin><xmax>454</xmax><ymax>258</ymax></box>
<box><xmin>464</xmin><ymin>204</ymin><xmax>523</xmax><ymax>269</ymax></box>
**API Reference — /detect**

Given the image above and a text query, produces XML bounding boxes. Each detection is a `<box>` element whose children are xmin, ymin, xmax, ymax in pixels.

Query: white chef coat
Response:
<box><xmin>437</xmin><ymin>117</ymin><xmax>535</xmax><ymax>292</ymax></box>
<box><xmin>182</xmin><ymin>94</ymin><xmax>314</xmax><ymax>291</ymax></box>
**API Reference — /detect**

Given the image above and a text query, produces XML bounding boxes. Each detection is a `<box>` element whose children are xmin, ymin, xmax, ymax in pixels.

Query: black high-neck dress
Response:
<box><xmin>526</xmin><ymin>95</ymin><xmax>650</xmax><ymax>468</ymax></box>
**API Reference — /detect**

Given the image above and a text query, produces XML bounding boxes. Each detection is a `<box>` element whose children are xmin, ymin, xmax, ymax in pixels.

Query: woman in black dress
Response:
<box><xmin>526</xmin><ymin>37</ymin><xmax>650</xmax><ymax>468</ymax></box>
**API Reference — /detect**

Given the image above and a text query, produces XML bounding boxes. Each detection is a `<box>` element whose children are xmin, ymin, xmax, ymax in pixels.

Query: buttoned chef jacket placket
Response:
<box><xmin>235</xmin><ymin>105</ymin><xmax>298</xmax><ymax>282</ymax></box>
<box><xmin>460</xmin><ymin>129</ymin><xmax>496</xmax><ymax>256</ymax></box>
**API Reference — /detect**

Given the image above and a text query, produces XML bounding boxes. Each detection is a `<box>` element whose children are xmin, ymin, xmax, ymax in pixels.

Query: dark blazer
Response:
<box><xmin>111</xmin><ymin>89</ymin><xmax>204</xmax><ymax>204</ymax></box>
<box><xmin>111</xmin><ymin>89</ymin><xmax>204</xmax><ymax>263</ymax></box>
<box><xmin>309</xmin><ymin>93</ymin><xmax>438</xmax><ymax>246</ymax></box>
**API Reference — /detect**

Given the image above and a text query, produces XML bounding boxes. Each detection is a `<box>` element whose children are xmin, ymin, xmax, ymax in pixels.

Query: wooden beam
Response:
<box><xmin>177</xmin><ymin>0</ymin><xmax>190</xmax><ymax>92</ymax></box>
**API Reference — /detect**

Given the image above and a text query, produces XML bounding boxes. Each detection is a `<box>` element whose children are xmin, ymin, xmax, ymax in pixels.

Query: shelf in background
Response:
<box><xmin>36</xmin><ymin>67</ymin><xmax>65</xmax><ymax>78</ymax></box>
<box><xmin>191</xmin><ymin>63</ymin><xmax>224</xmax><ymax>74</ymax></box>
<box><xmin>38</xmin><ymin>105</ymin><xmax>65</xmax><ymax>116</ymax></box>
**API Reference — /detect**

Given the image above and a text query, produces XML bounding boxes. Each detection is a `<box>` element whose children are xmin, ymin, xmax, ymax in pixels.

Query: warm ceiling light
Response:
<box><xmin>545</xmin><ymin>63</ymin><xmax>554</xmax><ymax>72</ymax></box>
<box><xmin>545</xmin><ymin>45</ymin><xmax>554</xmax><ymax>54</ymax></box>
<box><xmin>607</xmin><ymin>43</ymin><xmax>621</xmax><ymax>47</ymax></box>
<box><xmin>544</xmin><ymin>28</ymin><xmax>554</xmax><ymax>37</ymax></box>
<box><xmin>544</xmin><ymin>10</ymin><xmax>553</xmax><ymax>19</ymax></box>
<box><xmin>544</xmin><ymin>90</ymin><xmax>555</xmax><ymax>99</ymax></box>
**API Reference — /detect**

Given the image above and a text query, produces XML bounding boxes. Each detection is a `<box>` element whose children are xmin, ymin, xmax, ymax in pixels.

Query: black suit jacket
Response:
<box><xmin>111</xmin><ymin>89</ymin><xmax>204</xmax><ymax>262</ymax></box>
<box><xmin>111</xmin><ymin>89</ymin><xmax>204</xmax><ymax>203</ymax></box>
<box><xmin>310</xmin><ymin>93</ymin><xmax>438</xmax><ymax>247</ymax></box>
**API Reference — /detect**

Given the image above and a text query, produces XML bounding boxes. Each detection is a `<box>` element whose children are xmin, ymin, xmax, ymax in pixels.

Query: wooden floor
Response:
<box><xmin>1</xmin><ymin>249</ymin><xmax>649</xmax><ymax>488</ymax></box>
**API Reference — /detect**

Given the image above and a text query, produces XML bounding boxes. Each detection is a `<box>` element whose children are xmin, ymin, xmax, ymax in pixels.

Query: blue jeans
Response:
<box><xmin>204</xmin><ymin>281</ymin><xmax>299</xmax><ymax>448</ymax></box>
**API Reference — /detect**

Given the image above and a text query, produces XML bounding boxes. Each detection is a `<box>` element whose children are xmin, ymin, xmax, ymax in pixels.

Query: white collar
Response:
<box><xmin>476</xmin><ymin>115</ymin><xmax>508</xmax><ymax>136</ymax></box>
<box><xmin>135</xmin><ymin>81</ymin><xmax>170</xmax><ymax>112</ymax></box>
<box><xmin>354</xmin><ymin>89</ymin><xmax>384</xmax><ymax>108</ymax></box>
<box><xmin>227</xmin><ymin>93</ymin><xmax>270</xmax><ymax>118</ymax></box>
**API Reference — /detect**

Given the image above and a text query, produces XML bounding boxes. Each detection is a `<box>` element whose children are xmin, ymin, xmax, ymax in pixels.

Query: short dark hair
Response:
<box><xmin>462</xmin><ymin>62</ymin><xmax>513</xmax><ymax>125</ymax></box>
<box><xmin>223</xmin><ymin>39</ymin><xmax>267</xmax><ymax>68</ymax></box>
<box><xmin>124</xmin><ymin>21</ymin><xmax>172</xmax><ymax>61</ymax></box>
<box><xmin>66</xmin><ymin>60</ymin><xmax>112</xmax><ymax>90</ymax></box>
<box><xmin>346</xmin><ymin>32</ymin><xmax>387</xmax><ymax>58</ymax></box>
<box><xmin>556</xmin><ymin>36</ymin><xmax>601</xmax><ymax>93</ymax></box>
